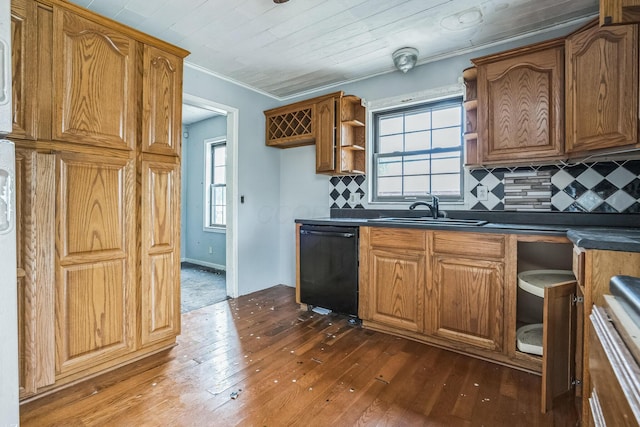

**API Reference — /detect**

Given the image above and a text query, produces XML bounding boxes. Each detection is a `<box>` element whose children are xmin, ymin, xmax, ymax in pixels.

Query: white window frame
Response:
<box><xmin>203</xmin><ymin>136</ymin><xmax>227</xmax><ymax>232</ymax></box>
<box><xmin>367</xmin><ymin>85</ymin><xmax>465</xmax><ymax>206</ymax></box>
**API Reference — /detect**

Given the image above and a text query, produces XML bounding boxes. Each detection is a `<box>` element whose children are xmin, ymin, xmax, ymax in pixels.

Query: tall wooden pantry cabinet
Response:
<box><xmin>9</xmin><ymin>0</ymin><xmax>188</xmax><ymax>400</ymax></box>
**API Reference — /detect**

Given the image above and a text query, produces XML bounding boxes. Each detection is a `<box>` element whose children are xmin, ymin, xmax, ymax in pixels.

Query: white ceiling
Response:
<box><xmin>71</xmin><ymin>0</ymin><xmax>598</xmax><ymax>100</ymax></box>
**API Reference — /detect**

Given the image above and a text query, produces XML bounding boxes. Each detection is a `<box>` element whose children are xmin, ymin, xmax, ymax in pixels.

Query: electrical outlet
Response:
<box><xmin>476</xmin><ymin>185</ymin><xmax>488</xmax><ymax>201</ymax></box>
<box><xmin>349</xmin><ymin>193</ymin><xmax>361</xmax><ymax>204</ymax></box>
<box><xmin>208</xmin><ymin>246</ymin><xmax>213</xmax><ymax>254</ymax></box>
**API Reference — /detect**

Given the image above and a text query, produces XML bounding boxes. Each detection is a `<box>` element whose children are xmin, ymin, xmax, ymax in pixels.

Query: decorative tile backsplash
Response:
<box><xmin>329</xmin><ymin>160</ymin><xmax>640</xmax><ymax>213</ymax></box>
<box><xmin>468</xmin><ymin>160</ymin><xmax>640</xmax><ymax>213</ymax></box>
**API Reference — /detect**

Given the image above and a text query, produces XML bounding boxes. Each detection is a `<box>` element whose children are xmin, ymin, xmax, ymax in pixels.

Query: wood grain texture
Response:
<box><xmin>431</xmin><ymin>255</ymin><xmax>504</xmax><ymax>351</ymax></box>
<box><xmin>19</xmin><ymin>285</ymin><xmax>579</xmax><ymax>426</ymax></box>
<box><xmin>433</xmin><ymin>230</ymin><xmax>504</xmax><ymax>258</ymax></box>
<box><xmin>55</xmin><ymin>152</ymin><xmax>137</xmax><ymax>377</ymax></box>
<box><xmin>476</xmin><ymin>43</ymin><xmax>564</xmax><ymax>163</ymax></box>
<box><xmin>600</xmin><ymin>0</ymin><xmax>640</xmax><ymax>25</ymax></box>
<box><xmin>140</xmin><ymin>160</ymin><xmax>181</xmax><ymax>347</ymax></box>
<box><xmin>141</xmin><ymin>45</ymin><xmax>183</xmax><ymax>156</ymax></box>
<box><xmin>314</xmin><ymin>96</ymin><xmax>336</xmax><ymax>173</ymax></box>
<box><xmin>566</xmin><ymin>22</ymin><xmax>639</xmax><ymax>153</ymax></box>
<box><xmin>53</xmin><ymin>6</ymin><xmax>137</xmax><ymax>150</ymax></box>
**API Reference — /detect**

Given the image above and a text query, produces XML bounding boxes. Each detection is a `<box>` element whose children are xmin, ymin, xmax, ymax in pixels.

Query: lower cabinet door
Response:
<box><xmin>55</xmin><ymin>152</ymin><xmax>137</xmax><ymax>376</ymax></box>
<box><xmin>140</xmin><ymin>159</ymin><xmax>181</xmax><ymax>346</ymax></box>
<box><xmin>430</xmin><ymin>255</ymin><xmax>504</xmax><ymax>351</ymax></box>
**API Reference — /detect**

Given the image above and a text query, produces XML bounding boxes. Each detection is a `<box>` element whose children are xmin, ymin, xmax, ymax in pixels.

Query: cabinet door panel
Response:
<box><xmin>315</xmin><ymin>97</ymin><xmax>336</xmax><ymax>173</ymax></box>
<box><xmin>56</xmin><ymin>153</ymin><xmax>135</xmax><ymax>376</ymax></box>
<box><xmin>15</xmin><ymin>149</ymin><xmax>56</xmax><ymax>398</ymax></box>
<box><xmin>478</xmin><ymin>46</ymin><xmax>564</xmax><ymax>162</ymax></box>
<box><xmin>10</xmin><ymin>0</ymin><xmax>37</xmax><ymax>139</ymax></box>
<box><xmin>367</xmin><ymin>248</ymin><xmax>425</xmax><ymax>333</ymax></box>
<box><xmin>141</xmin><ymin>161</ymin><xmax>180</xmax><ymax>346</ymax></box>
<box><xmin>566</xmin><ymin>24</ymin><xmax>638</xmax><ymax>153</ymax></box>
<box><xmin>431</xmin><ymin>256</ymin><xmax>504</xmax><ymax>351</ymax></box>
<box><xmin>142</xmin><ymin>46</ymin><xmax>183</xmax><ymax>156</ymax></box>
<box><xmin>53</xmin><ymin>7</ymin><xmax>136</xmax><ymax>150</ymax></box>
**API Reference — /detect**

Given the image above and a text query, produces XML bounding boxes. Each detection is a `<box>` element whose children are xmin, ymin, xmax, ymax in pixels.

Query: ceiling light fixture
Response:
<box><xmin>392</xmin><ymin>47</ymin><xmax>419</xmax><ymax>73</ymax></box>
<box><xmin>273</xmin><ymin>0</ymin><xmax>289</xmax><ymax>3</ymax></box>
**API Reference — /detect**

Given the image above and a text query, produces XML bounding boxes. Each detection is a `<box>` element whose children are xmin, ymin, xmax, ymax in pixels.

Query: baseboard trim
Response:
<box><xmin>181</xmin><ymin>258</ymin><xmax>226</xmax><ymax>272</ymax></box>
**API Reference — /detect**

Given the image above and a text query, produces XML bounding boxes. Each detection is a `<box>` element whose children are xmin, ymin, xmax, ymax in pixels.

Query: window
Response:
<box><xmin>204</xmin><ymin>138</ymin><xmax>226</xmax><ymax>229</ymax></box>
<box><xmin>372</xmin><ymin>97</ymin><xmax>464</xmax><ymax>202</ymax></box>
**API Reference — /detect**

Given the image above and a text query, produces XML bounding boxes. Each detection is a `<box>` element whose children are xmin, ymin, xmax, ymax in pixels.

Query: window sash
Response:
<box><xmin>204</xmin><ymin>139</ymin><xmax>227</xmax><ymax>229</ymax></box>
<box><xmin>372</xmin><ymin>98</ymin><xmax>463</xmax><ymax>202</ymax></box>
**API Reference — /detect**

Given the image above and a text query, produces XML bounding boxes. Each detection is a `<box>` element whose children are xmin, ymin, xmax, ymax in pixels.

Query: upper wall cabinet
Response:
<box><xmin>53</xmin><ymin>6</ymin><xmax>137</xmax><ymax>150</ymax></box>
<box><xmin>142</xmin><ymin>45</ymin><xmax>183</xmax><ymax>156</ymax></box>
<box><xmin>265</xmin><ymin>91</ymin><xmax>366</xmax><ymax>175</ymax></box>
<box><xmin>600</xmin><ymin>0</ymin><xmax>640</xmax><ymax>25</ymax></box>
<box><xmin>565</xmin><ymin>22</ymin><xmax>639</xmax><ymax>154</ymax></box>
<box><xmin>473</xmin><ymin>39</ymin><xmax>565</xmax><ymax>165</ymax></box>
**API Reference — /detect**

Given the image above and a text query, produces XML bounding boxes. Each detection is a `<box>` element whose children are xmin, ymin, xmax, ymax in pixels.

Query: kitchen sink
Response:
<box><xmin>367</xmin><ymin>217</ymin><xmax>488</xmax><ymax>226</ymax></box>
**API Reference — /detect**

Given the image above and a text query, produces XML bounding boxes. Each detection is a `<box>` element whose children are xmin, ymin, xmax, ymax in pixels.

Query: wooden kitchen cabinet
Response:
<box><xmin>473</xmin><ymin>39</ymin><xmax>565</xmax><ymax>164</ymax></box>
<box><xmin>265</xmin><ymin>91</ymin><xmax>366</xmax><ymax>175</ymax></box>
<box><xmin>573</xmin><ymin>247</ymin><xmax>640</xmax><ymax>423</ymax></box>
<box><xmin>15</xmin><ymin>148</ymin><xmax>56</xmax><ymax>399</ymax></box>
<box><xmin>52</xmin><ymin>5</ymin><xmax>137</xmax><ymax>150</ymax></box>
<box><xmin>600</xmin><ymin>0</ymin><xmax>640</xmax><ymax>25</ymax></box>
<box><xmin>140</xmin><ymin>158</ymin><xmax>181</xmax><ymax>346</ymax></box>
<box><xmin>55</xmin><ymin>151</ymin><xmax>137</xmax><ymax>377</ymax></box>
<box><xmin>10</xmin><ymin>0</ymin><xmax>189</xmax><ymax>400</ymax></box>
<box><xmin>141</xmin><ymin>45</ymin><xmax>183</xmax><ymax>156</ymax></box>
<box><xmin>359</xmin><ymin>227</ymin><xmax>426</xmax><ymax>333</ymax></box>
<box><xmin>565</xmin><ymin>22</ymin><xmax>639</xmax><ymax>154</ymax></box>
<box><xmin>429</xmin><ymin>232</ymin><xmax>506</xmax><ymax>351</ymax></box>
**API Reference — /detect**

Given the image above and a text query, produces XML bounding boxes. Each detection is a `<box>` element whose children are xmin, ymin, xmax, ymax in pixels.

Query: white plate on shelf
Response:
<box><xmin>517</xmin><ymin>323</ymin><xmax>543</xmax><ymax>356</ymax></box>
<box><xmin>518</xmin><ymin>270</ymin><xmax>575</xmax><ymax>298</ymax></box>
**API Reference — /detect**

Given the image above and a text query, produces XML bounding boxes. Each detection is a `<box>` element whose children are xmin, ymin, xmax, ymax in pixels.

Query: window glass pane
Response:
<box><xmin>377</xmin><ymin>176</ymin><xmax>402</xmax><ymax>197</ymax></box>
<box><xmin>405</xmin><ymin>111</ymin><xmax>430</xmax><ymax>132</ymax></box>
<box><xmin>214</xmin><ymin>165</ymin><xmax>225</xmax><ymax>184</ymax></box>
<box><xmin>403</xmin><ymin>175</ymin><xmax>430</xmax><ymax>196</ymax></box>
<box><xmin>213</xmin><ymin>186</ymin><xmax>226</xmax><ymax>205</ymax></box>
<box><xmin>403</xmin><ymin>155</ymin><xmax>430</xmax><ymax>176</ymax></box>
<box><xmin>378</xmin><ymin>134</ymin><xmax>403</xmax><ymax>153</ymax></box>
<box><xmin>405</xmin><ymin>131</ymin><xmax>430</xmax><ymax>152</ymax></box>
<box><xmin>431</xmin><ymin>174</ymin><xmax>461</xmax><ymax>195</ymax></box>
<box><xmin>373</xmin><ymin>97</ymin><xmax>463</xmax><ymax>201</ymax></box>
<box><xmin>431</xmin><ymin>156</ymin><xmax>460</xmax><ymax>174</ymax></box>
<box><xmin>214</xmin><ymin>145</ymin><xmax>226</xmax><ymax>166</ymax></box>
<box><xmin>379</xmin><ymin>115</ymin><xmax>403</xmax><ymax>136</ymax></box>
<box><xmin>432</xmin><ymin>106</ymin><xmax>461</xmax><ymax>128</ymax></box>
<box><xmin>214</xmin><ymin>206</ymin><xmax>225</xmax><ymax>225</ymax></box>
<box><xmin>377</xmin><ymin>155</ymin><xmax>403</xmax><ymax>177</ymax></box>
<box><xmin>432</xmin><ymin>128</ymin><xmax>461</xmax><ymax>149</ymax></box>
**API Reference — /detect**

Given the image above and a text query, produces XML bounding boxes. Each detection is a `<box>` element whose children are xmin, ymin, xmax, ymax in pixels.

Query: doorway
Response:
<box><xmin>181</xmin><ymin>94</ymin><xmax>239</xmax><ymax>307</ymax></box>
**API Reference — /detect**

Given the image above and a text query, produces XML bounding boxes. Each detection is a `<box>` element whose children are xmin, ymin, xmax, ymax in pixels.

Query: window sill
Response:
<box><xmin>203</xmin><ymin>226</ymin><xmax>226</xmax><ymax>234</ymax></box>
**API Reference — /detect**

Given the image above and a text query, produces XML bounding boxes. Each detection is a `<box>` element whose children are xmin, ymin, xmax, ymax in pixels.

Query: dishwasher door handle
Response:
<box><xmin>300</xmin><ymin>230</ymin><xmax>356</xmax><ymax>238</ymax></box>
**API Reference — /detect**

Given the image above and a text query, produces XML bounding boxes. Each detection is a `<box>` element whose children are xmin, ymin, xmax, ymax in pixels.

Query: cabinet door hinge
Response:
<box><xmin>572</xmin><ymin>295</ymin><xmax>584</xmax><ymax>305</ymax></box>
<box><xmin>572</xmin><ymin>378</ymin><xmax>582</xmax><ymax>386</ymax></box>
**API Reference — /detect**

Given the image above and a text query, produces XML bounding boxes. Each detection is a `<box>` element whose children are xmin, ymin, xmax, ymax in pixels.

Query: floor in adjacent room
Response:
<box><xmin>180</xmin><ymin>262</ymin><xmax>228</xmax><ymax>313</ymax></box>
<box><xmin>20</xmin><ymin>285</ymin><xmax>579</xmax><ymax>426</ymax></box>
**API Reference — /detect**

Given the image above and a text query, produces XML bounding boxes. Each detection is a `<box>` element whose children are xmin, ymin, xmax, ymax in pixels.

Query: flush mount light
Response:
<box><xmin>273</xmin><ymin>0</ymin><xmax>289</xmax><ymax>3</ymax></box>
<box><xmin>392</xmin><ymin>47</ymin><xmax>419</xmax><ymax>73</ymax></box>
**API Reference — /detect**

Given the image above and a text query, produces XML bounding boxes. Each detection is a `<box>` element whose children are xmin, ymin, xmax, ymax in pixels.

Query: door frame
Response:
<box><xmin>182</xmin><ymin>93</ymin><xmax>239</xmax><ymax>298</ymax></box>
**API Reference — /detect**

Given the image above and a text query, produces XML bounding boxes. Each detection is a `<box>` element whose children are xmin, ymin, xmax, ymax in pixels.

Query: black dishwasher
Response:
<box><xmin>299</xmin><ymin>224</ymin><xmax>359</xmax><ymax>316</ymax></box>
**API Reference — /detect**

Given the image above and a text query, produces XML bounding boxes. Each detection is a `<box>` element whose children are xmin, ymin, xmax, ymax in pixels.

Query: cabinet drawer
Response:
<box><xmin>433</xmin><ymin>231</ymin><xmax>504</xmax><ymax>258</ymax></box>
<box><xmin>368</xmin><ymin>227</ymin><xmax>426</xmax><ymax>251</ymax></box>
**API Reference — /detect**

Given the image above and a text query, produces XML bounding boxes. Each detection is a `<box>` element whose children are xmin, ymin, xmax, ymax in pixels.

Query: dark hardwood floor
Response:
<box><xmin>20</xmin><ymin>285</ymin><xmax>579</xmax><ymax>426</ymax></box>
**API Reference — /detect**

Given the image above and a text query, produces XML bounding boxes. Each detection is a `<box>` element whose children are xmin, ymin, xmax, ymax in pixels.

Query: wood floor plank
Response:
<box><xmin>20</xmin><ymin>285</ymin><xmax>579</xmax><ymax>426</ymax></box>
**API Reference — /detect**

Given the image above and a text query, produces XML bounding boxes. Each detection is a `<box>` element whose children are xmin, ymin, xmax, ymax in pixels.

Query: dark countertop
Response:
<box><xmin>295</xmin><ymin>210</ymin><xmax>640</xmax><ymax>252</ymax></box>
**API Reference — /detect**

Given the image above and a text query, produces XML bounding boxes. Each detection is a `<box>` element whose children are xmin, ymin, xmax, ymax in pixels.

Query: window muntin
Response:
<box><xmin>372</xmin><ymin>98</ymin><xmax>463</xmax><ymax>202</ymax></box>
